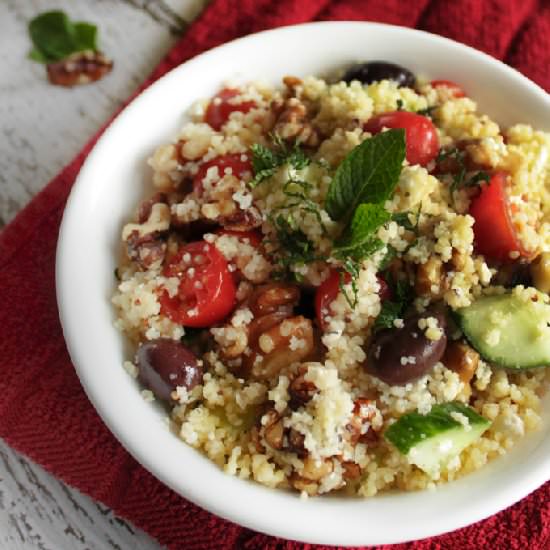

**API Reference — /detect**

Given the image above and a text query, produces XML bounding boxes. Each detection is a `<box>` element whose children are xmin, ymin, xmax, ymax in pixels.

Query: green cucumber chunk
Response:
<box><xmin>455</xmin><ymin>292</ymin><xmax>550</xmax><ymax>369</ymax></box>
<box><xmin>385</xmin><ymin>402</ymin><xmax>490</xmax><ymax>476</ymax></box>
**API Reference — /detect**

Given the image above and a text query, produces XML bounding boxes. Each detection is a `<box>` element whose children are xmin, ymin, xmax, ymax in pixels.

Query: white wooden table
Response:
<box><xmin>0</xmin><ymin>1</ymin><xmax>208</xmax><ymax>548</ymax></box>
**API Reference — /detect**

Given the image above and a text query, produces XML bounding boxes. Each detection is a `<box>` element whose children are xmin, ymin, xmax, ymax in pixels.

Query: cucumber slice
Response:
<box><xmin>455</xmin><ymin>292</ymin><xmax>550</xmax><ymax>369</ymax></box>
<box><xmin>385</xmin><ymin>402</ymin><xmax>490</xmax><ymax>476</ymax></box>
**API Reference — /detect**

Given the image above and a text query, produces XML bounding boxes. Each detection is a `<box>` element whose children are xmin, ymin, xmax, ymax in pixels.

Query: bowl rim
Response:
<box><xmin>56</xmin><ymin>20</ymin><xmax>550</xmax><ymax>547</ymax></box>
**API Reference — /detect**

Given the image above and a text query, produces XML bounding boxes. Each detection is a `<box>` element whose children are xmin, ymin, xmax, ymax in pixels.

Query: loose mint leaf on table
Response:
<box><xmin>325</xmin><ymin>129</ymin><xmax>406</xmax><ymax>222</ymax></box>
<box><xmin>28</xmin><ymin>10</ymin><xmax>98</xmax><ymax>64</ymax></box>
<box><xmin>333</xmin><ymin>203</ymin><xmax>390</xmax><ymax>261</ymax></box>
<box><xmin>72</xmin><ymin>22</ymin><xmax>98</xmax><ymax>51</ymax></box>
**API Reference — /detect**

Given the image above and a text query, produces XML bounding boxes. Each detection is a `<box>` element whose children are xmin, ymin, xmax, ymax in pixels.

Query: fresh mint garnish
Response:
<box><xmin>28</xmin><ymin>10</ymin><xmax>98</xmax><ymax>64</ymax></box>
<box><xmin>250</xmin><ymin>136</ymin><xmax>310</xmax><ymax>188</ymax></box>
<box><xmin>333</xmin><ymin>203</ymin><xmax>389</xmax><ymax>261</ymax></box>
<box><xmin>325</xmin><ymin>129</ymin><xmax>406</xmax><ymax>222</ymax></box>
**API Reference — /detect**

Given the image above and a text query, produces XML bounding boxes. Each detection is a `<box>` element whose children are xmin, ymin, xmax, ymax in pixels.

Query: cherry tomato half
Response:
<box><xmin>160</xmin><ymin>241</ymin><xmax>236</xmax><ymax>327</ymax></box>
<box><xmin>469</xmin><ymin>172</ymin><xmax>526</xmax><ymax>263</ymax></box>
<box><xmin>315</xmin><ymin>271</ymin><xmax>390</xmax><ymax>330</ymax></box>
<box><xmin>430</xmin><ymin>79</ymin><xmax>466</xmax><ymax>98</ymax></box>
<box><xmin>364</xmin><ymin>111</ymin><xmax>439</xmax><ymax>167</ymax></box>
<box><xmin>193</xmin><ymin>153</ymin><xmax>253</xmax><ymax>195</ymax></box>
<box><xmin>205</xmin><ymin>88</ymin><xmax>256</xmax><ymax>131</ymax></box>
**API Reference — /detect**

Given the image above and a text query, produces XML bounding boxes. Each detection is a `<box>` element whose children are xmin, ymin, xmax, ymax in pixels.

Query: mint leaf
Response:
<box><xmin>333</xmin><ymin>203</ymin><xmax>389</xmax><ymax>261</ymax></box>
<box><xmin>28</xmin><ymin>47</ymin><xmax>51</xmax><ymax>63</ymax></box>
<box><xmin>73</xmin><ymin>22</ymin><xmax>98</xmax><ymax>51</ymax></box>
<box><xmin>29</xmin><ymin>11</ymin><xmax>76</xmax><ymax>61</ymax></box>
<box><xmin>325</xmin><ymin>129</ymin><xmax>406</xmax><ymax>222</ymax></box>
<box><xmin>28</xmin><ymin>10</ymin><xmax>99</xmax><ymax>64</ymax></box>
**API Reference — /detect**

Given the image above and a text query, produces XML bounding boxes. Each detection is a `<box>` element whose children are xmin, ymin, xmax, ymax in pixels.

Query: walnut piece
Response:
<box><xmin>47</xmin><ymin>51</ymin><xmax>113</xmax><ymax>87</ymax></box>
<box><xmin>273</xmin><ymin>97</ymin><xmax>319</xmax><ymax>147</ymax></box>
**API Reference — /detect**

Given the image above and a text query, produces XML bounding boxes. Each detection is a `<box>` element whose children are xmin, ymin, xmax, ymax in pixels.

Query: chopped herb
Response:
<box><xmin>465</xmin><ymin>170</ymin><xmax>490</xmax><ymax>188</ymax></box>
<box><xmin>416</xmin><ymin>106</ymin><xmax>437</xmax><ymax>117</ymax></box>
<box><xmin>374</xmin><ymin>301</ymin><xmax>404</xmax><ymax>330</ymax></box>
<box><xmin>378</xmin><ymin>244</ymin><xmax>398</xmax><ymax>270</ymax></box>
<box><xmin>396</xmin><ymin>99</ymin><xmax>405</xmax><ymax>111</ymax></box>
<box><xmin>373</xmin><ymin>273</ymin><xmax>414</xmax><ymax>331</ymax></box>
<box><xmin>280</xmin><ymin>177</ymin><xmax>327</xmax><ymax>236</ymax></box>
<box><xmin>325</xmin><ymin>129</ymin><xmax>406</xmax><ymax>222</ymax></box>
<box><xmin>28</xmin><ymin>10</ymin><xmax>99</xmax><ymax>64</ymax></box>
<box><xmin>268</xmin><ymin>212</ymin><xmax>323</xmax><ymax>276</ymax></box>
<box><xmin>249</xmin><ymin>136</ymin><xmax>310</xmax><ymax>187</ymax></box>
<box><xmin>340</xmin><ymin>258</ymin><xmax>361</xmax><ymax>309</ymax></box>
<box><xmin>436</xmin><ymin>148</ymin><xmax>490</xmax><ymax>198</ymax></box>
<box><xmin>391</xmin><ymin>211</ymin><xmax>416</xmax><ymax>232</ymax></box>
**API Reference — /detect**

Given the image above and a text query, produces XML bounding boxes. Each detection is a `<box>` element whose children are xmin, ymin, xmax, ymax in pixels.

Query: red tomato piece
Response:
<box><xmin>216</xmin><ymin>228</ymin><xmax>262</xmax><ymax>247</ymax></box>
<box><xmin>315</xmin><ymin>270</ymin><xmax>348</xmax><ymax>331</ymax></box>
<box><xmin>364</xmin><ymin>111</ymin><xmax>440</xmax><ymax>167</ymax></box>
<box><xmin>315</xmin><ymin>271</ymin><xmax>391</xmax><ymax>330</ymax></box>
<box><xmin>205</xmin><ymin>88</ymin><xmax>256</xmax><ymax>131</ymax></box>
<box><xmin>469</xmin><ymin>172</ymin><xmax>526</xmax><ymax>263</ymax></box>
<box><xmin>430</xmin><ymin>79</ymin><xmax>466</xmax><ymax>98</ymax></box>
<box><xmin>193</xmin><ymin>153</ymin><xmax>253</xmax><ymax>195</ymax></box>
<box><xmin>160</xmin><ymin>241</ymin><xmax>236</xmax><ymax>327</ymax></box>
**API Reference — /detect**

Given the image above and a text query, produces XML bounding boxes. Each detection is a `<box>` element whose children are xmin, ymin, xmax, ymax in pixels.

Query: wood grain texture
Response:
<box><xmin>0</xmin><ymin>0</ymin><xmax>208</xmax><ymax>548</ymax></box>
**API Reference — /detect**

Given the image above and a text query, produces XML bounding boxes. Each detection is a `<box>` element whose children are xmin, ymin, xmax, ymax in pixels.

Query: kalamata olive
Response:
<box><xmin>342</xmin><ymin>61</ymin><xmax>416</xmax><ymax>88</ymax></box>
<box><xmin>135</xmin><ymin>338</ymin><xmax>203</xmax><ymax>403</ymax></box>
<box><xmin>365</xmin><ymin>309</ymin><xmax>447</xmax><ymax>385</ymax></box>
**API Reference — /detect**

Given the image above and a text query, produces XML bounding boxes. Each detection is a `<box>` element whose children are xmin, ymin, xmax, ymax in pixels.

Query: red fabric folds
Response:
<box><xmin>1</xmin><ymin>0</ymin><xmax>549</xmax><ymax>548</ymax></box>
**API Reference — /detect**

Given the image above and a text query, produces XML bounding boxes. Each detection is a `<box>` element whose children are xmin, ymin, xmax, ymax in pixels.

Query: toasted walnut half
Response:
<box><xmin>273</xmin><ymin>97</ymin><xmax>319</xmax><ymax>147</ymax></box>
<box><xmin>415</xmin><ymin>257</ymin><xmax>447</xmax><ymax>299</ymax></box>
<box><xmin>47</xmin><ymin>51</ymin><xmax>113</xmax><ymax>87</ymax></box>
<box><xmin>246</xmin><ymin>316</ymin><xmax>315</xmax><ymax>380</ymax></box>
<box><xmin>443</xmin><ymin>340</ymin><xmax>479</xmax><ymax>385</ymax></box>
<box><xmin>288</xmin><ymin>367</ymin><xmax>318</xmax><ymax>410</ymax></box>
<box><xmin>122</xmin><ymin>200</ymin><xmax>170</xmax><ymax>270</ymax></box>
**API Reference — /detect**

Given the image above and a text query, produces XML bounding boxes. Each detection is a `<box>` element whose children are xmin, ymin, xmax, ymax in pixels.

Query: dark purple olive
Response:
<box><xmin>342</xmin><ymin>61</ymin><xmax>416</xmax><ymax>88</ymax></box>
<box><xmin>365</xmin><ymin>309</ymin><xmax>447</xmax><ymax>385</ymax></box>
<box><xmin>136</xmin><ymin>338</ymin><xmax>203</xmax><ymax>402</ymax></box>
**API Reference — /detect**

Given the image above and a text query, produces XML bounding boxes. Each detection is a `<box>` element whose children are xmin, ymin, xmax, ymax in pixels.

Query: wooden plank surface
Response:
<box><xmin>0</xmin><ymin>1</ymin><xmax>208</xmax><ymax>548</ymax></box>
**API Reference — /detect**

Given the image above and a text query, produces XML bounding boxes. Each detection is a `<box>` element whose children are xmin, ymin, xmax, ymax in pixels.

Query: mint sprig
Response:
<box><xmin>28</xmin><ymin>10</ymin><xmax>98</xmax><ymax>64</ymax></box>
<box><xmin>325</xmin><ymin>129</ymin><xmax>406</xmax><ymax>222</ymax></box>
<box><xmin>333</xmin><ymin>203</ymin><xmax>389</xmax><ymax>261</ymax></box>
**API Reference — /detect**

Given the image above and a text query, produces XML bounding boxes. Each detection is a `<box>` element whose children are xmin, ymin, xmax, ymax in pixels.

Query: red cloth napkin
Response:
<box><xmin>1</xmin><ymin>0</ymin><xmax>549</xmax><ymax>548</ymax></box>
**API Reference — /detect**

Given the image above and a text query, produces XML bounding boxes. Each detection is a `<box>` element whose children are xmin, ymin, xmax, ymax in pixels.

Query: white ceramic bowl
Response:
<box><xmin>56</xmin><ymin>22</ymin><xmax>550</xmax><ymax>546</ymax></box>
